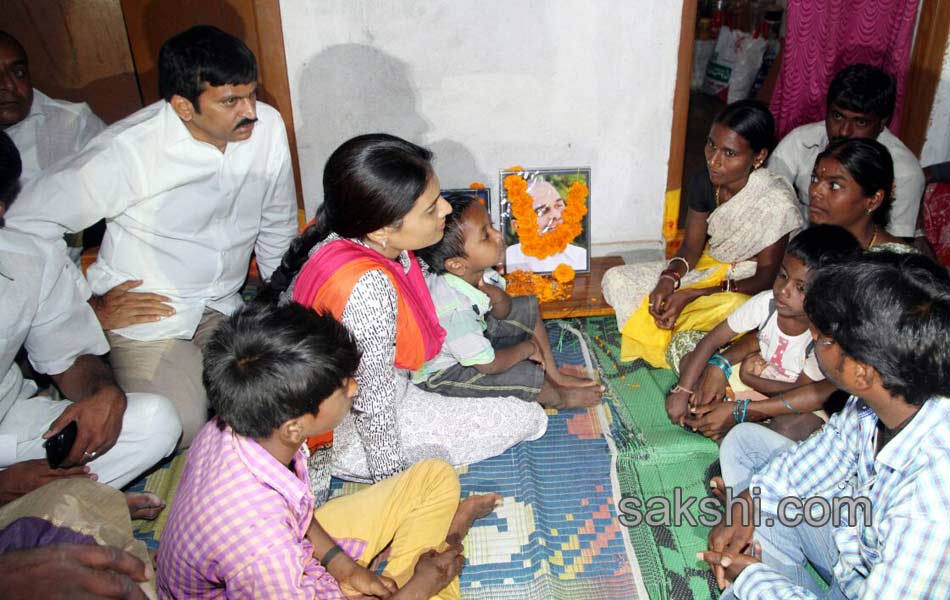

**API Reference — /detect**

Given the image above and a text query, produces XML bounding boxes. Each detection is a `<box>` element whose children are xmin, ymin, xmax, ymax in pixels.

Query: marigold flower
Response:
<box><xmin>553</xmin><ymin>264</ymin><xmax>575</xmax><ymax>283</ymax></box>
<box><xmin>505</xmin><ymin>269</ymin><xmax>573</xmax><ymax>303</ymax></box>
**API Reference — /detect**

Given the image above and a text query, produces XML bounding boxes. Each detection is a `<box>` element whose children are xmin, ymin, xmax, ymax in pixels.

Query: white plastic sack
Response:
<box><xmin>702</xmin><ymin>27</ymin><xmax>739</xmax><ymax>100</ymax></box>
<box><xmin>728</xmin><ymin>35</ymin><xmax>768</xmax><ymax>103</ymax></box>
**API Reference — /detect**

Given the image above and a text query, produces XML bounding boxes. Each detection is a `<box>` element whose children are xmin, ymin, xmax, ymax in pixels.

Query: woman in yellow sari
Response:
<box><xmin>603</xmin><ymin>100</ymin><xmax>802</xmax><ymax>367</ymax></box>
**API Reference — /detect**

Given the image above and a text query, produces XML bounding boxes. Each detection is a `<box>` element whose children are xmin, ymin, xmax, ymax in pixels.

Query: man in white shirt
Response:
<box><xmin>6</xmin><ymin>26</ymin><xmax>298</xmax><ymax>446</ymax></box>
<box><xmin>0</xmin><ymin>32</ymin><xmax>106</xmax><ymax>181</ymax></box>
<box><xmin>0</xmin><ymin>131</ymin><xmax>181</xmax><ymax>500</ymax></box>
<box><xmin>769</xmin><ymin>64</ymin><xmax>924</xmax><ymax>238</ymax></box>
<box><xmin>505</xmin><ymin>178</ymin><xmax>588</xmax><ymax>273</ymax></box>
<box><xmin>0</xmin><ymin>31</ymin><xmax>106</xmax><ymax>263</ymax></box>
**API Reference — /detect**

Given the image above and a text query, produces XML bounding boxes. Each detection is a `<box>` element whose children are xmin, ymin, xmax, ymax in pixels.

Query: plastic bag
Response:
<box><xmin>702</xmin><ymin>27</ymin><xmax>739</xmax><ymax>101</ymax></box>
<box><xmin>727</xmin><ymin>34</ymin><xmax>768</xmax><ymax>103</ymax></box>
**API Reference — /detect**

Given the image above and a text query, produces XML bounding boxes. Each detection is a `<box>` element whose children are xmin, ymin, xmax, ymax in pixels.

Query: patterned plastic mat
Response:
<box><xmin>580</xmin><ymin>316</ymin><xmax>721</xmax><ymax>600</ymax></box>
<box><xmin>129</xmin><ymin>320</ymin><xmax>647</xmax><ymax>599</ymax></box>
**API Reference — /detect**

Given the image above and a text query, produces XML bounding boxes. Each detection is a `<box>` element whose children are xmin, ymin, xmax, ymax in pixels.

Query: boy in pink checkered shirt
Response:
<box><xmin>157</xmin><ymin>303</ymin><xmax>499</xmax><ymax>599</ymax></box>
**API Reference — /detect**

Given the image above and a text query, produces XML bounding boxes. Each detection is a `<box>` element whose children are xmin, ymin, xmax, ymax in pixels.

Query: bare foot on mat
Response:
<box><xmin>126</xmin><ymin>491</ymin><xmax>165</xmax><ymax>521</ymax></box>
<box><xmin>446</xmin><ymin>493</ymin><xmax>502</xmax><ymax>545</ymax></box>
<box><xmin>553</xmin><ymin>385</ymin><xmax>603</xmax><ymax>409</ymax></box>
<box><xmin>557</xmin><ymin>364</ymin><xmax>601</xmax><ymax>384</ymax></box>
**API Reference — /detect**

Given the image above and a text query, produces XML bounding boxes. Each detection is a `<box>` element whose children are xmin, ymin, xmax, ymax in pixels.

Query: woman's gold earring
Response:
<box><xmin>381</xmin><ymin>239</ymin><xmax>387</xmax><ymax>249</ymax></box>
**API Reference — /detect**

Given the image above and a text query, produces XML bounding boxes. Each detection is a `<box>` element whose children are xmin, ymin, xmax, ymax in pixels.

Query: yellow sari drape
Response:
<box><xmin>620</xmin><ymin>252</ymin><xmax>749</xmax><ymax>367</ymax></box>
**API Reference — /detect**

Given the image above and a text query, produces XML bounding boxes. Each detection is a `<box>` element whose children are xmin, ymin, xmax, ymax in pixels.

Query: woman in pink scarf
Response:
<box><xmin>261</xmin><ymin>134</ymin><xmax>547</xmax><ymax>500</ymax></box>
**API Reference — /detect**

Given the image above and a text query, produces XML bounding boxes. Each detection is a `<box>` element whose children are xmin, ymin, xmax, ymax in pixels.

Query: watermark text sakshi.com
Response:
<box><xmin>617</xmin><ymin>487</ymin><xmax>872</xmax><ymax>529</ymax></box>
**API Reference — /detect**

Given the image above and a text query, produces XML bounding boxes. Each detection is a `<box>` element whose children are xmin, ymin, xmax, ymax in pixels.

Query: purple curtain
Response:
<box><xmin>770</xmin><ymin>0</ymin><xmax>920</xmax><ymax>138</ymax></box>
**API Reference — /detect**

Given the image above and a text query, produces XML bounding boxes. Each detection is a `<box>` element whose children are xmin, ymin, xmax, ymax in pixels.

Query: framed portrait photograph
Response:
<box><xmin>440</xmin><ymin>187</ymin><xmax>491</xmax><ymax>216</ymax></box>
<box><xmin>499</xmin><ymin>167</ymin><xmax>591</xmax><ymax>274</ymax></box>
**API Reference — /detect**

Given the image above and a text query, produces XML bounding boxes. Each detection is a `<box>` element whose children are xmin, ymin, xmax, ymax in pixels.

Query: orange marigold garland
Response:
<box><xmin>503</xmin><ymin>171</ymin><xmax>588</xmax><ymax>260</ymax></box>
<box><xmin>506</xmin><ymin>266</ymin><xmax>574</xmax><ymax>303</ymax></box>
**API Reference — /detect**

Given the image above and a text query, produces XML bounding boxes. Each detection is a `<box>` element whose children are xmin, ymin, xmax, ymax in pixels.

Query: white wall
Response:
<box><xmin>279</xmin><ymin>0</ymin><xmax>684</xmax><ymax>253</ymax></box>
<box><xmin>921</xmin><ymin>42</ymin><xmax>950</xmax><ymax>167</ymax></box>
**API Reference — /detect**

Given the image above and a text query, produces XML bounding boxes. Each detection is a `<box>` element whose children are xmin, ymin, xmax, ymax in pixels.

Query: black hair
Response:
<box><xmin>815</xmin><ymin>137</ymin><xmax>894</xmax><ymax>228</ymax></box>
<box><xmin>157</xmin><ymin>25</ymin><xmax>257</xmax><ymax>110</ymax></box>
<box><xmin>0</xmin><ymin>131</ymin><xmax>22</xmax><ymax>218</ymax></box>
<box><xmin>259</xmin><ymin>133</ymin><xmax>434</xmax><ymax>301</ymax></box>
<box><xmin>805</xmin><ymin>253</ymin><xmax>950</xmax><ymax>406</ymax></box>
<box><xmin>415</xmin><ymin>193</ymin><xmax>480</xmax><ymax>274</ymax></box>
<box><xmin>0</xmin><ymin>31</ymin><xmax>26</xmax><ymax>58</ymax></box>
<box><xmin>712</xmin><ymin>99</ymin><xmax>776</xmax><ymax>156</ymax></box>
<box><xmin>202</xmin><ymin>302</ymin><xmax>361</xmax><ymax>439</ymax></box>
<box><xmin>827</xmin><ymin>64</ymin><xmax>896</xmax><ymax>123</ymax></box>
<box><xmin>786</xmin><ymin>224</ymin><xmax>861</xmax><ymax>270</ymax></box>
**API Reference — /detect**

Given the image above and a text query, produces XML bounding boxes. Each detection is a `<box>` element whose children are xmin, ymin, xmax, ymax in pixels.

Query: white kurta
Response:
<box><xmin>7</xmin><ymin>100</ymin><xmax>298</xmax><ymax>341</ymax></box>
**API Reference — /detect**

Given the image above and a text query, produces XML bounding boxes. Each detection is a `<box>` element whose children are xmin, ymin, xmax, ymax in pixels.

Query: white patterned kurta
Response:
<box><xmin>292</xmin><ymin>237</ymin><xmax>548</xmax><ymax>501</ymax></box>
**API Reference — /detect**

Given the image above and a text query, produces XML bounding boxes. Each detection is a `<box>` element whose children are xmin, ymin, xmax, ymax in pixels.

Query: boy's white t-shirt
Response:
<box><xmin>726</xmin><ymin>290</ymin><xmax>824</xmax><ymax>383</ymax></box>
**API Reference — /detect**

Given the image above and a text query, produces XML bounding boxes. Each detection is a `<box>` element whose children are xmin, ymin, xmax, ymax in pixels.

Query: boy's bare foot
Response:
<box><xmin>540</xmin><ymin>385</ymin><xmax>602</xmax><ymax>409</ymax></box>
<box><xmin>446</xmin><ymin>493</ymin><xmax>502</xmax><ymax>545</ymax></box>
<box><xmin>552</xmin><ymin>371</ymin><xmax>603</xmax><ymax>390</ymax></box>
<box><xmin>557</xmin><ymin>364</ymin><xmax>597</xmax><ymax>381</ymax></box>
<box><xmin>126</xmin><ymin>491</ymin><xmax>165</xmax><ymax>521</ymax></box>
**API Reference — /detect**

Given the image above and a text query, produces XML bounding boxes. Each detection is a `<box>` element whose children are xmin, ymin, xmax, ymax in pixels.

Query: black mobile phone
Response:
<box><xmin>44</xmin><ymin>421</ymin><xmax>78</xmax><ymax>468</ymax></box>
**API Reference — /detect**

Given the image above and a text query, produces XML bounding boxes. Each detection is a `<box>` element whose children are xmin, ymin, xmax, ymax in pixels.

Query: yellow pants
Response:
<box><xmin>316</xmin><ymin>459</ymin><xmax>462</xmax><ymax>600</ymax></box>
<box><xmin>620</xmin><ymin>253</ymin><xmax>748</xmax><ymax>368</ymax></box>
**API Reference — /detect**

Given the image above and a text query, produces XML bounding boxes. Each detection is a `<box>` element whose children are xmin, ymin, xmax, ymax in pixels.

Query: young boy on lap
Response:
<box><xmin>157</xmin><ymin>303</ymin><xmax>498</xmax><ymax>599</ymax></box>
<box><xmin>414</xmin><ymin>194</ymin><xmax>602</xmax><ymax>409</ymax></box>
<box><xmin>669</xmin><ymin>225</ymin><xmax>860</xmax><ymax>443</ymax></box>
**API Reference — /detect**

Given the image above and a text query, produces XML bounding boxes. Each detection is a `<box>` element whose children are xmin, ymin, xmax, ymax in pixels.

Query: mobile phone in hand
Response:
<box><xmin>44</xmin><ymin>421</ymin><xmax>78</xmax><ymax>468</ymax></box>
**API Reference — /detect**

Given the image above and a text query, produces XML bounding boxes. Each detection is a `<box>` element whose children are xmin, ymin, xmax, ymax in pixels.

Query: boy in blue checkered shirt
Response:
<box><xmin>414</xmin><ymin>194</ymin><xmax>602</xmax><ymax>409</ymax></box>
<box><xmin>701</xmin><ymin>252</ymin><xmax>950</xmax><ymax>599</ymax></box>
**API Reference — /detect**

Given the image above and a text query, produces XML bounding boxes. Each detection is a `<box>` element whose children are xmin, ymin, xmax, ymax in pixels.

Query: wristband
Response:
<box><xmin>733</xmin><ymin>398</ymin><xmax>751</xmax><ymax>424</ymax></box>
<box><xmin>707</xmin><ymin>353</ymin><xmax>733</xmax><ymax>380</ymax></box>
<box><xmin>660</xmin><ymin>269</ymin><xmax>681</xmax><ymax>281</ymax></box>
<box><xmin>668</xmin><ymin>256</ymin><xmax>690</xmax><ymax>273</ymax></box>
<box><xmin>659</xmin><ymin>273</ymin><xmax>681</xmax><ymax>290</ymax></box>
<box><xmin>780</xmin><ymin>395</ymin><xmax>801</xmax><ymax>415</ymax></box>
<box><xmin>320</xmin><ymin>545</ymin><xmax>344</xmax><ymax>567</ymax></box>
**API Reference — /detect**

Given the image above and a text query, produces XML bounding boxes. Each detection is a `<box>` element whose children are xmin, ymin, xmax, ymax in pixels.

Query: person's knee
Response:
<box><xmin>413</xmin><ymin>459</ymin><xmax>461</xmax><ymax>503</ymax></box>
<box><xmin>125</xmin><ymin>392</ymin><xmax>182</xmax><ymax>455</ymax></box>
<box><xmin>722</xmin><ymin>422</ymin><xmax>766</xmax><ymax>452</ymax></box>
<box><xmin>719</xmin><ymin>423</ymin><xmax>744</xmax><ymax>459</ymax></box>
<box><xmin>768</xmin><ymin>414</ymin><xmax>822</xmax><ymax>442</ymax></box>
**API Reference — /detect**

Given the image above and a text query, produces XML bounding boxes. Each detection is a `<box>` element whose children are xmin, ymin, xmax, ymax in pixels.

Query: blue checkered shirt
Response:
<box><xmin>734</xmin><ymin>396</ymin><xmax>950</xmax><ymax>599</ymax></box>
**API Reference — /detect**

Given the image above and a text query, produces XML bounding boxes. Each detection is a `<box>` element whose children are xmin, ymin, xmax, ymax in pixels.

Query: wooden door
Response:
<box><xmin>3</xmin><ymin>0</ymin><xmax>143</xmax><ymax>124</ymax></box>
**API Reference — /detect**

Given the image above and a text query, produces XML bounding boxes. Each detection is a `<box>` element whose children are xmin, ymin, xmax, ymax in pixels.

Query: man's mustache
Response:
<box><xmin>234</xmin><ymin>117</ymin><xmax>258</xmax><ymax>130</ymax></box>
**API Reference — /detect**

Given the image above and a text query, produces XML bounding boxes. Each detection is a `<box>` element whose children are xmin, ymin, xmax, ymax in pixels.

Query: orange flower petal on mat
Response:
<box><xmin>469</xmin><ymin>182</ymin><xmax>486</xmax><ymax>189</ymax></box>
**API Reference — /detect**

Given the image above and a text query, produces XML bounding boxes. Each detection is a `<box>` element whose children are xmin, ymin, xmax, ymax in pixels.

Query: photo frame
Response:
<box><xmin>499</xmin><ymin>167</ymin><xmax>591</xmax><ymax>274</ymax></box>
<box><xmin>441</xmin><ymin>187</ymin><xmax>492</xmax><ymax>216</ymax></box>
